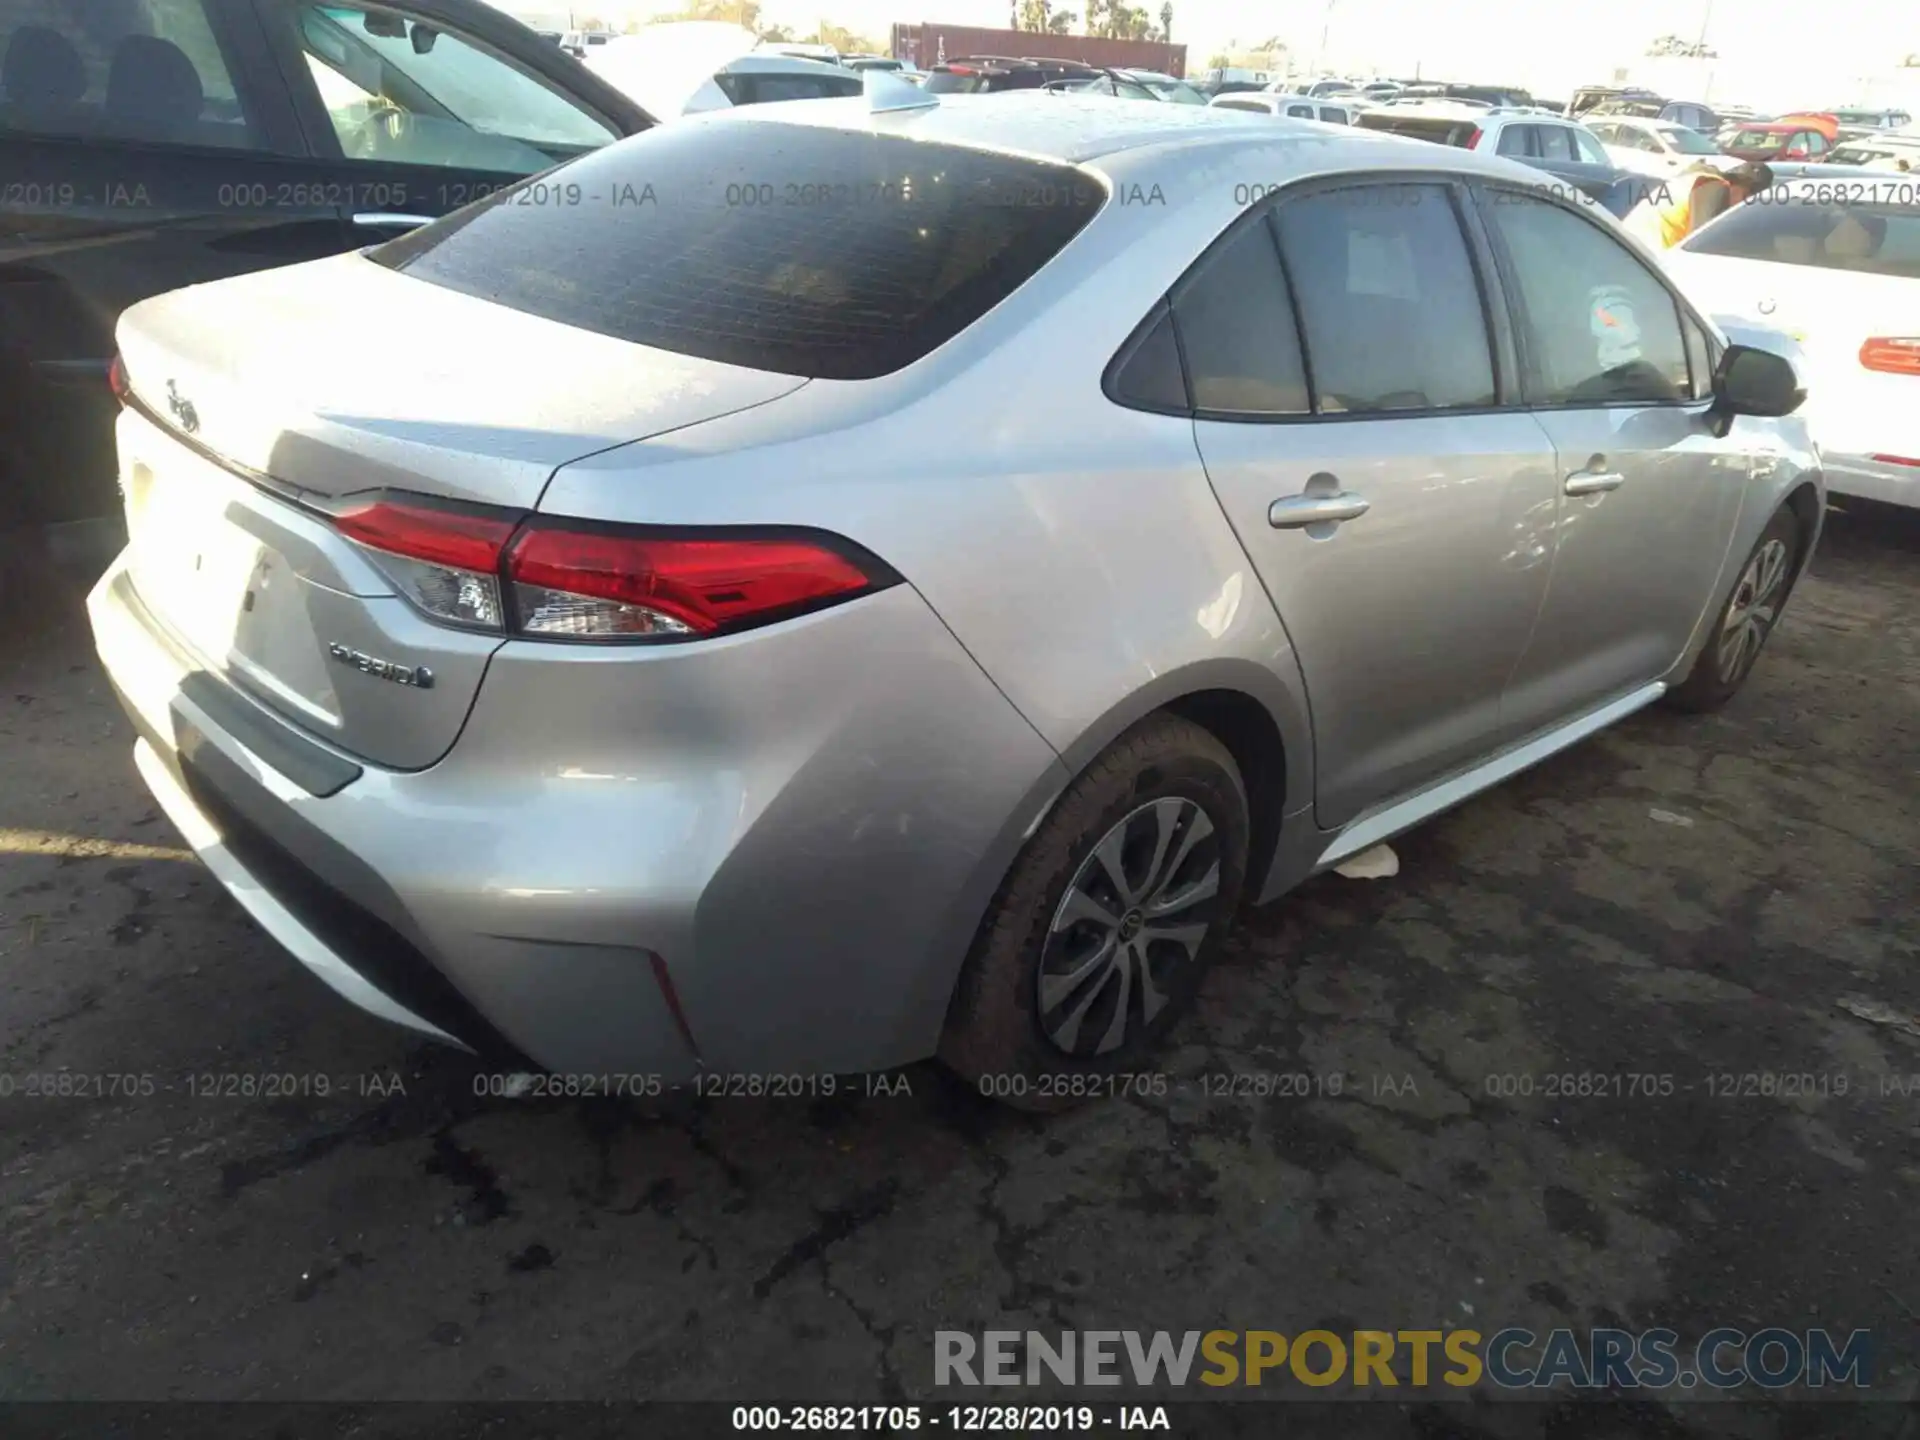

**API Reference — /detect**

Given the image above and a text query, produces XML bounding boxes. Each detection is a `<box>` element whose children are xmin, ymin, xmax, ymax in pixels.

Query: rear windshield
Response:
<box><xmin>1684</xmin><ymin>195</ymin><xmax>1920</xmax><ymax>278</ymax></box>
<box><xmin>1355</xmin><ymin>111</ymin><xmax>1478</xmax><ymax>147</ymax></box>
<box><xmin>922</xmin><ymin>69</ymin><xmax>986</xmax><ymax>93</ymax></box>
<box><xmin>372</xmin><ymin>121</ymin><xmax>1104</xmax><ymax>379</ymax></box>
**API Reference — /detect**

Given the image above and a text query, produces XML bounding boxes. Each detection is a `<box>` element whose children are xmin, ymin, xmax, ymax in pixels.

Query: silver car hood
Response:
<box><xmin>115</xmin><ymin>248</ymin><xmax>807</xmax><ymax>510</ymax></box>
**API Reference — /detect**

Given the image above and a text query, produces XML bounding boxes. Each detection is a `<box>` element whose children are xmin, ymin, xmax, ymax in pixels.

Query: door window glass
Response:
<box><xmin>1537</xmin><ymin>125</ymin><xmax>1576</xmax><ymax>161</ymax></box>
<box><xmin>1496</xmin><ymin>124</ymin><xmax>1537</xmax><ymax>157</ymax></box>
<box><xmin>297</xmin><ymin>3</ymin><xmax>616</xmax><ymax>173</ymax></box>
<box><xmin>1571</xmin><ymin>128</ymin><xmax>1608</xmax><ymax>164</ymax></box>
<box><xmin>1171</xmin><ymin>216</ymin><xmax>1309</xmax><ymax>415</ymax></box>
<box><xmin>1274</xmin><ymin>183</ymin><xmax>1496</xmax><ymax>413</ymax></box>
<box><xmin>0</xmin><ymin>0</ymin><xmax>258</xmax><ymax>146</ymax></box>
<box><xmin>1286</xmin><ymin>103</ymin><xmax>1313</xmax><ymax>118</ymax></box>
<box><xmin>1485</xmin><ymin>189</ymin><xmax>1690</xmax><ymax>404</ymax></box>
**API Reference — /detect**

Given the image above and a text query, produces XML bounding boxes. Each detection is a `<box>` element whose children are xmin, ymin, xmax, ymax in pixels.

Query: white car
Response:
<box><xmin>1587</xmin><ymin>115</ymin><xmax>1738</xmax><ymax>178</ymax></box>
<box><xmin>1828</xmin><ymin>134</ymin><xmax>1920</xmax><ymax>172</ymax></box>
<box><xmin>587</xmin><ymin>26</ymin><xmax>862</xmax><ymax>117</ymax></box>
<box><xmin>1210</xmin><ymin>92</ymin><xmax>1360</xmax><ymax>125</ymax></box>
<box><xmin>1664</xmin><ymin>178</ymin><xmax>1920</xmax><ymax>508</ymax></box>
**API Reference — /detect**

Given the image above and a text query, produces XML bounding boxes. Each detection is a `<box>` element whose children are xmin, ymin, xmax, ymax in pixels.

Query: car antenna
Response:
<box><xmin>867</xmin><ymin>68</ymin><xmax>937</xmax><ymax>113</ymax></box>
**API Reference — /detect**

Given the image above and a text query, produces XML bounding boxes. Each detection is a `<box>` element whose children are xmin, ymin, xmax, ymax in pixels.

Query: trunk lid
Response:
<box><xmin>115</xmin><ymin>251</ymin><xmax>807</xmax><ymax>771</ymax></box>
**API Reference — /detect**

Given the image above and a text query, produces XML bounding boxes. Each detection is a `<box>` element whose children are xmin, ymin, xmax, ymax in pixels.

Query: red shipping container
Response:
<box><xmin>891</xmin><ymin>22</ymin><xmax>1187</xmax><ymax>78</ymax></box>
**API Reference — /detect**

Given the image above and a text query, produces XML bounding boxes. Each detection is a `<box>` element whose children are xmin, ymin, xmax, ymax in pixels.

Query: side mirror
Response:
<box><xmin>1714</xmin><ymin>343</ymin><xmax>1805</xmax><ymax>419</ymax></box>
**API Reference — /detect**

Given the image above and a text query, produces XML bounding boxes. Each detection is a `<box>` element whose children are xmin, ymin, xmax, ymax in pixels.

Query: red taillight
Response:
<box><xmin>108</xmin><ymin>352</ymin><xmax>129</xmax><ymax>405</ymax></box>
<box><xmin>1464</xmin><ymin>127</ymin><xmax>1484</xmax><ymax>149</ymax></box>
<box><xmin>506</xmin><ymin>525</ymin><xmax>883</xmax><ymax>639</ymax></box>
<box><xmin>1859</xmin><ymin>337</ymin><xmax>1920</xmax><ymax>375</ymax></box>
<box><xmin>333</xmin><ymin>497</ymin><xmax>517</xmax><ymax>573</ymax></box>
<box><xmin>1869</xmin><ymin>453</ymin><xmax>1920</xmax><ymax>467</ymax></box>
<box><xmin>325</xmin><ymin>492</ymin><xmax>894</xmax><ymax>642</ymax></box>
<box><xmin>331</xmin><ymin>496</ymin><xmax>518</xmax><ymax>631</ymax></box>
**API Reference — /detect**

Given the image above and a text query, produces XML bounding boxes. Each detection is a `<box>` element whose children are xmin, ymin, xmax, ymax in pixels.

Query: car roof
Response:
<box><xmin>720</xmin><ymin>53</ymin><xmax>853</xmax><ymax>75</ymax></box>
<box><xmin>717</xmin><ymin>90</ymin><xmax>1546</xmax><ymax>180</ymax></box>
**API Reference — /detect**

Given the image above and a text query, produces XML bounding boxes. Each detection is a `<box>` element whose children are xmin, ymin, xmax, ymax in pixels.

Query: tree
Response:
<box><xmin>1205</xmin><ymin>50</ymin><xmax>1230</xmax><ymax>69</ymax></box>
<box><xmin>651</xmin><ymin>0</ymin><xmax>764</xmax><ymax>30</ymax></box>
<box><xmin>1048</xmin><ymin>9</ymin><xmax>1075</xmax><ymax>32</ymax></box>
<box><xmin>1159</xmin><ymin>2</ymin><xmax>1172</xmax><ymax>40</ymax></box>
<box><xmin>800</xmin><ymin>21</ymin><xmax>883</xmax><ymax>53</ymax></box>
<box><xmin>758</xmin><ymin>21</ymin><xmax>794</xmax><ymax>40</ymax></box>
<box><xmin>1644</xmin><ymin>32</ymin><xmax>1716</xmax><ymax>58</ymax></box>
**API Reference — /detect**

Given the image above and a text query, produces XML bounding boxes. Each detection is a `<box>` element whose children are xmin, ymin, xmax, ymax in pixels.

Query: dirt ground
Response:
<box><xmin>1</xmin><ymin>505</ymin><xmax>1916</xmax><ymax>1432</ymax></box>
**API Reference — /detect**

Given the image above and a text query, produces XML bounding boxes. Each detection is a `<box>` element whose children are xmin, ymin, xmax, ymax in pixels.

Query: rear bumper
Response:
<box><xmin>89</xmin><ymin>555</ymin><xmax>1066</xmax><ymax>1078</ymax></box>
<box><xmin>1822</xmin><ymin>452</ymin><xmax>1920</xmax><ymax>510</ymax></box>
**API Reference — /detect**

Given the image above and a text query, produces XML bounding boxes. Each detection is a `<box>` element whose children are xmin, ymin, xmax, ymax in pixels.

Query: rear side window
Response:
<box><xmin>1273</xmin><ymin>183</ymin><xmax>1496</xmax><ymax>413</ymax></box>
<box><xmin>1356</xmin><ymin>112</ymin><xmax>1478</xmax><ymax>147</ymax></box>
<box><xmin>1483</xmin><ymin>190</ymin><xmax>1690</xmax><ymax>404</ymax></box>
<box><xmin>1682</xmin><ymin>197</ymin><xmax>1920</xmax><ymax>278</ymax></box>
<box><xmin>1170</xmin><ymin>216</ymin><xmax>1309</xmax><ymax>415</ymax></box>
<box><xmin>375</xmin><ymin>122</ymin><xmax>1105</xmax><ymax>379</ymax></box>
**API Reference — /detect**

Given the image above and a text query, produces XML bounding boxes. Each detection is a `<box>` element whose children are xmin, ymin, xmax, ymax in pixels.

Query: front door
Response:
<box><xmin>1184</xmin><ymin>181</ymin><xmax>1562</xmax><ymax>828</ymax></box>
<box><xmin>1472</xmin><ymin>180</ymin><xmax>1750</xmax><ymax>735</ymax></box>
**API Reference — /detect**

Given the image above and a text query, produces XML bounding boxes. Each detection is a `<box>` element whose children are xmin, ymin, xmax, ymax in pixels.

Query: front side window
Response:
<box><xmin>1170</xmin><ymin>216</ymin><xmax>1309</xmax><ymax>416</ymax></box>
<box><xmin>297</xmin><ymin>3</ymin><xmax>616</xmax><ymax>172</ymax></box>
<box><xmin>1572</xmin><ymin>129</ymin><xmax>1609</xmax><ymax>164</ymax></box>
<box><xmin>1682</xmin><ymin>196</ymin><xmax>1920</xmax><ymax>278</ymax></box>
<box><xmin>1273</xmin><ymin>183</ymin><xmax>1496</xmax><ymax>413</ymax></box>
<box><xmin>1483</xmin><ymin>189</ymin><xmax>1690</xmax><ymax>405</ymax></box>
<box><xmin>375</xmin><ymin>121</ymin><xmax>1105</xmax><ymax>379</ymax></box>
<box><xmin>0</xmin><ymin>0</ymin><xmax>259</xmax><ymax>147</ymax></box>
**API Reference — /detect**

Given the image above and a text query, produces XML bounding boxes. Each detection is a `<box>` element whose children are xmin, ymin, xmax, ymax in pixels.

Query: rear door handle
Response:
<box><xmin>1268</xmin><ymin>492</ymin><xmax>1371</xmax><ymax>528</ymax></box>
<box><xmin>351</xmin><ymin>212</ymin><xmax>434</xmax><ymax>231</ymax></box>
<box><xmin>1564</xmin><ymin>469</ymin><xmax>1626</xmax><ymax>495</ymax></box>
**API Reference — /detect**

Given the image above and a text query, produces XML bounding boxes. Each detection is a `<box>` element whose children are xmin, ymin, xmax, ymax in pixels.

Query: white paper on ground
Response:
<box><xmin>1333</xmin><ymin>843</ymin><xmax>1399</xmax><ymax>880</ymax></box>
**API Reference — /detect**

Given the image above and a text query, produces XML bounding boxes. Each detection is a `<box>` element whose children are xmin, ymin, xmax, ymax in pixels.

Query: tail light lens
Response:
<box><xmin>108</xmin><ymin>352</ymin><xmax>129</xmax><ymax>406</ymax></box>
<box><xmin>1464</xmin><ymin>127</ymin><xmax>1483</xmax><ymax>149</ymax></box>
<box><xmin>333</xmin><ymin>496</ymin><xmax>517</xmax><ymax>631</ymax></box>
<box><xmin>1859</xmin><ymin>337</ymin><xmax>1920</xmax><ymax>375</ymax></box>
<box><xmin>329</xmin><ymin>493</ymin><xmax>895</xmax><ymax>642</ymax></box>
<box><xmin>1869</xmin><ymin>453</ymin><xmax>1920</xmax><ymax>468</ymax></box>
<box><xmin>507</xmin><ymin>526</ymin><xmax>880</xmax><ymax>638</ymax></box>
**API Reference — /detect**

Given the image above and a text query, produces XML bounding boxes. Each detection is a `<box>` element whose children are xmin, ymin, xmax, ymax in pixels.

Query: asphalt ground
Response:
<box><xmin>2</xmin><ymin>503</ymin><xmax>1917</xmax><ymax>1437</ymax></box>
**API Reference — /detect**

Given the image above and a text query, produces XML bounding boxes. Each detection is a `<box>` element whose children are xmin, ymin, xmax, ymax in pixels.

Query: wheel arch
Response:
<box><xmin>1048</xmin><ymin>657</ymin><xmax>1312</xmax><ymax>903</ymax></box>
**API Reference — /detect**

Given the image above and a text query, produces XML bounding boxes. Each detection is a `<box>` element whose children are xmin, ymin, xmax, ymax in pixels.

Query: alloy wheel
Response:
<box><xmin>1717</xmin><ymin>538</ymin><xmax>1790</xmax><ymax>685</ymax></box>
<box><xmin>1037</xmin><ymin>797</ymin><xmax>1222</xmax><ymax>1057</ymax></box>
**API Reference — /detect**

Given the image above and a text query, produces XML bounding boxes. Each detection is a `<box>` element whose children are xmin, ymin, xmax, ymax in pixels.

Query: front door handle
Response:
<box><xmin>1268</xmin><ymin>491</ymin><xmax>1371</xmax><ymax>528</ymax></box>
<box><xmin>1564</xmin><ymin>469</ymin><xmax>1626</xmax><ymax>495</ymax></box>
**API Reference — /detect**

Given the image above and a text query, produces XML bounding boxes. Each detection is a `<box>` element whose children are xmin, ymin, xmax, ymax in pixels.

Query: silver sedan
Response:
<box><xmin>91</xmin><ymin>90</ymin><xmax>1821</xmax><ymax>1107</ymax></box>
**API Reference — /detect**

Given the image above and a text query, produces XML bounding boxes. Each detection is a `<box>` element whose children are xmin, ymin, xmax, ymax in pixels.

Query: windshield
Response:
<box><xmin>1660</xmin><ymin>125</ymin><xmax>1720</xmax><ymax>154</ymax></box>
<box><xmin>373</xmin><ymin>120</ymin><xmax>1106</xmax><ymax>379</ymax></box>
<box><xmin>1730</xmin><ymin>128</ymin><xmax>1792</xmax><ymax>153</ymax></box>
<box><xmin>923</xmin><ymin>70</ymin><xmax>985</xmax><ymax>93</ymax></box>
<box><xmin>304</xmin><ymin>6</ymin><xmax>614</xmax><ymax>158</ymax></box>
<box><xmin>1685</xmin><ymin>193</ymin><xmax>1920</xmax><ymax>277</ymax></box>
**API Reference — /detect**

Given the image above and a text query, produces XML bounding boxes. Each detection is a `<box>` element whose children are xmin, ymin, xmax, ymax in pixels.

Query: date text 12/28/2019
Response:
<box><xmin>731</xmin><ymin>1406</ymin><xmax>1171</xmax><ymax>1431</ymax></box>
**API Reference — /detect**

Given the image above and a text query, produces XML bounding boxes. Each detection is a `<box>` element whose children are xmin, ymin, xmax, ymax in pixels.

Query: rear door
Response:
<box><xmin>254</xmin><ymin>0</ymin><xmax>639</xmax><ymax>248</ymax></box>
<box><xmin>0</xmin><ymin>0</ymin><xmax>340</xmax><ymax>526</ymax></box>
<box><xmin>1185</xmin><ymin>180</ymin><xmax>1561</xmax><ymax>827</ymax></box>
<box><xmin>1472</xmin><ymin>180</ymin><xmax>1749</xmax><ymax>734</ymax></box>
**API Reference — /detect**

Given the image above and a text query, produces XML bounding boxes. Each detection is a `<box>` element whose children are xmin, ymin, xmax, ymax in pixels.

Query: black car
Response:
<box><xmin>0</xmin><ymin>0</ymin><xmax>652</xmax><ymax>532</ymax></box>
<box><xmin>922</xmin><ymin>57</ymin><xmax>1098</xmax><ymax>94</ymax></box>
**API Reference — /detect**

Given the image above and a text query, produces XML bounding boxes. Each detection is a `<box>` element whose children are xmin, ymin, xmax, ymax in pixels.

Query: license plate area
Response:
<box><xmin>125</xmin><ymin>447</ymin><xmax>343</xmax><ymax>728</ymax></box>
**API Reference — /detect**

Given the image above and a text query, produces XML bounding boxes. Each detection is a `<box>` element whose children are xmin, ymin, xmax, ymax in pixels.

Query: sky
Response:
<box><xmin>492</xmin><ymin>0</ymin><xmax>1920</xmax><ymax>106</ymax></box>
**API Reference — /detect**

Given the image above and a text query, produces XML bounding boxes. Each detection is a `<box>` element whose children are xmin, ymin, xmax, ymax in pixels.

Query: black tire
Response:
<box><xmin>939</xmin><ymin>713</ymin><xmax>1249</xmax><ymax>1112</ymax></box>
<box><xmin>1665</xmin><ymin>506</ymin><xmax>1802</xmax><ymax>714</ymax></box>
